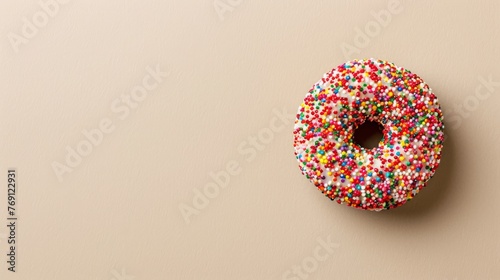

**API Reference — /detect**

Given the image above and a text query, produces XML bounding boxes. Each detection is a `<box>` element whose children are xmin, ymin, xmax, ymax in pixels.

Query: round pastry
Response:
<box><xmin>293</xmin><ymin>58</ymin><xmax>444</xmax><ymax>211</ymax></box>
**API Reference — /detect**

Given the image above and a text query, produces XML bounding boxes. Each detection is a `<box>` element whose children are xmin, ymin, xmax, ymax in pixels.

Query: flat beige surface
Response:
<box><xmin>1</xmin><ymin>0</ymin><xmax>500</xmax><ymax>279</ymax></box>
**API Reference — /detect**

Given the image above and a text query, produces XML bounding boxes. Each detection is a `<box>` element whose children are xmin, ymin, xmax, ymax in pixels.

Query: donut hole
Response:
<box><xmin>353</xmin><ymin>120</ymin><xmax>384</xmax><ymax>149</ymax></box>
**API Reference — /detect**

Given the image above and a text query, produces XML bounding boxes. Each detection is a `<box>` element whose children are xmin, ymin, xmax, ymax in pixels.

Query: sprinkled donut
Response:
<box><xmin>293</xmin><ymin>59</ymin><xmax>444</xmax><ymax>211</ymax></box>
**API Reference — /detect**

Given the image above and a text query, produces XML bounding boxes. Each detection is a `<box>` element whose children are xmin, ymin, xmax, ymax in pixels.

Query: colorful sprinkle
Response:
<box><xmin>293</xmin><ymin>59</ymin><xmax>445</xmax><ymax>211</ymax></box>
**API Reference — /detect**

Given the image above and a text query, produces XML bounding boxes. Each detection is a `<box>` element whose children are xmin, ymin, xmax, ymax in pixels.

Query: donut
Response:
<box><xmin>293</xmin><ymin>59</ymin><xmax>444</xmax><ymax>211</ymax></box>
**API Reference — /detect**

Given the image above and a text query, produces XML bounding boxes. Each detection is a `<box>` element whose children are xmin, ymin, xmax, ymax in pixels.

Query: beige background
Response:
<box><xmin>1</xmin><ymin>0</ymin><xmax>500</xmax><ymax>279</ymax></box>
